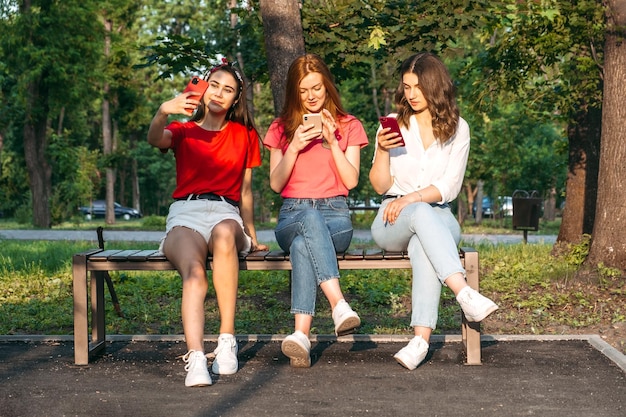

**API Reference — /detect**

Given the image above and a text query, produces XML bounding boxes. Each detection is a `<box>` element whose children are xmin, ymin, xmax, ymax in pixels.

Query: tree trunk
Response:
<box><xmin>23</xmin><ymin>81</ymin><xmax>52</xmax><ymax>228</ymax></box>
<box><xmin>587</xmin><ymin>0</ymin><xmax>626</xmax><ymax>270</ymax></box>
<box><xmin>130</xmin><ymin>133</ymin><xmax>140</xmax><ymax>213</ymax></box>
<box><xmin>259</xmin><ymin>0</ymin><xmax>306</xmax><ymax>116</ymax></box>
<box><xmin>103</xmin><ymin>18</ymin><xmax>116</xmax><ymax>225</ymax></box>
<box><xmin>556</xmin><ymin>105</ymin><xmax>601</xmax><ymax>244</ymax></box>
<box><xmin>543</xmin><ymin>187</ymin><xmax>557</xmax><ymax>222</ymax></box>
<box><xmin>474</xmin><ymin>180</ymin><xmax>485</xmax><ymax>223</ymax></box>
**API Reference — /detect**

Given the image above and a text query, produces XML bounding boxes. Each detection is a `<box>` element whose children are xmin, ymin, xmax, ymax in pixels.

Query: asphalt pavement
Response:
<box><xmin>0</xmin><ymin>335</ymin><xmax>625</xmax><ymax>417</ymax></box>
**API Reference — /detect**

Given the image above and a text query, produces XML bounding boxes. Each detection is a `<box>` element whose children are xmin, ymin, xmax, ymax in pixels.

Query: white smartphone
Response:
<box><xmin>303</xmin><ymin>113</ymin><xmax>323</xmax><ymax>135</ymax></box>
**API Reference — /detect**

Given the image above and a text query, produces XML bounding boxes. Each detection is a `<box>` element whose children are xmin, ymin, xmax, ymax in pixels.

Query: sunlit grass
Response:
<box><xmin>0</xmin><ymin>237</ymin><xmax>622</xmax><ymax>342</ymax></box>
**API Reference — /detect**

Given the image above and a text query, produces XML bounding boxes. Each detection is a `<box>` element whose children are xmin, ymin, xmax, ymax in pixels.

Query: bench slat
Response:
<box><xmin>127</xmin><ymin>250</ymin><xmax>161</xmax><ymax>261</ymax></box>
<box><xmin>245</xmin><ymin>250</ymin><xmax>270</xmax><ymax>261</ymax></box>
<box><xmin>382</xmin><ymin>251</ymin><xmax>405</xmax><ymax>260</ymax></box>
<box><xmin>265</xmin><ymin>250</ymin><xmax>289</xmax><ymax>261</ymax></box>
<box><xmin>146</xmin><ymin>252</ymin><xmax>168</xmax><ymax>261</ymax></box>
<box><xmin>89</xmin><ymin>250</ymin><xmax>128</xmax><ymax>261</ymax></box>
<box><xmin>344</xmin><ymin>249</ymin><xmax>365</xmax><ymax>260</ymax></box>
<box><xmin>364</xmin><ymin>249</ymin><xmax>384</xmax><ymax>260</ymax></box>
<box><xmin>109</xmin><ymin>250</ymin><xmax>145</xmax><ymax>261</ymax></box>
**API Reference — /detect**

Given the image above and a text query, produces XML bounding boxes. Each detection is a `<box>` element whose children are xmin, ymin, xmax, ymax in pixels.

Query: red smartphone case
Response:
<box><xmin>183</xmin><ymin>76</ymin><xmax>209</xmax><ymax>114</ymax></box>
<box><xmin>183</xmin><ymin>76</ymin><xmax>209</xmax><ymax>98</ymax></box>
<box><xmin>379</xmin><ymin>116</ymin><xmax>405</xmax><ymax>146</ymax></box>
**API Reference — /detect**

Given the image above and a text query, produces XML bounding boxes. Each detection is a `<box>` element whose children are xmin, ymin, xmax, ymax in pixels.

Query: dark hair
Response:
<box><xmin>191</xmin><ymin>60</ymin><xmax>258</xmax><ymax>134</ymax></box>
<box><xmin>279</xmin><ymin>54</ymin><xmax>347</xmax><ymax>143</ymax></box>
<box><xmin>394</xmin><ymin>52</ymin><xmax>459</xmax><ymax>143</ymax></box>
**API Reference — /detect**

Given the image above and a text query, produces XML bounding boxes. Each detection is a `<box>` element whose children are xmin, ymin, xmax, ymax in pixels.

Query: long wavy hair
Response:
<box><xmin>279</xmin><ymin>54</ymin><xmax>347</xmax><ymax>143</ymax></box>
<box><xmin>394</xmin><ymin>52</ymin><xmax>459</xmax><ymax>143</ymax></box>
<box><xmin>191</xmin><ymin>62</ymin><xmax>258</xmax><ymax>135</ymax></box>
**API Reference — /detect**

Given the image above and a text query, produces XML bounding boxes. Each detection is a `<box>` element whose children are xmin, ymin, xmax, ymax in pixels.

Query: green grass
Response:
<box><xmin>2</xmin><ymin>236</ymin><xmax>623</xmax><ymax>343</ymax></box>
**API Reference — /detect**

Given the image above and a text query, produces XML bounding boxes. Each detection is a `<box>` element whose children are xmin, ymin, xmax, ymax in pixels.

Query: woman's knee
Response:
<box><xmin>210</xmin><ymin>220</ymin><xmax>239</xmax><ymax>251</ymax></box>
<box><xmin>182</xmin><ymin>266</ymin><xmax>209</xmax><ymax>291</ymax></box>
<box><xmin>290</xmin><ymin>235</ymin><xmax>307</xmax><ymax>256</ymax></box>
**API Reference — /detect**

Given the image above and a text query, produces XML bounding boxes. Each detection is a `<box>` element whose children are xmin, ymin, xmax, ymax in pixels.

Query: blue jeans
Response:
<box><xmin>275</xmin><ymin>197</ymin><xmax>353</xmax><ymax>316</ymax></box>
<box><xmin>370</xmin><ymin>200</ymin><xmax>463</xmax><ymax>329</ymax></box>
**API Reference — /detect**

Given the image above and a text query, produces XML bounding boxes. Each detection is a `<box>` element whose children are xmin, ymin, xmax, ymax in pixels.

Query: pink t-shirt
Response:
<box><xmin>263</xmin><ymin>115</ymin><xmax>368</xmax><ymax>198</ymax></box>
<box><xmin>165</xmin><ymin>120</ymin><xmax>261</xmax><ymax>201</ymax></box>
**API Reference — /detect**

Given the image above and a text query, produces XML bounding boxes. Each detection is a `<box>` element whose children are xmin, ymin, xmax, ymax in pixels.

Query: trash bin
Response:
<box><xmin>512</xmin><ymin>190</ymin><xmax>542</xmax><ymax>232</ymax></box>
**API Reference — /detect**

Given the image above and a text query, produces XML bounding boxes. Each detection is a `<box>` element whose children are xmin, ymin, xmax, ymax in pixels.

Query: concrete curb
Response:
<box><xmin>2</xmin><ymin>333</ymin><xmax>623</xmax><ymax>372</ymax></box>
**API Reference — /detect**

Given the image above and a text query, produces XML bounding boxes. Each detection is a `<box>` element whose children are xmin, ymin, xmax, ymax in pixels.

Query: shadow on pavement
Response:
<box><xmin>1</xmin><ymin>338</ymin><xmax>624</xmax><ymax>416</ymax></box>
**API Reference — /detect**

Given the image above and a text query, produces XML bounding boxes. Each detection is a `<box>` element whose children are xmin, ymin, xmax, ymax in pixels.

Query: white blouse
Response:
<box><xmin>373</xmin><ymin>114</ymin><xmax>470</xmax><ymax>204</ymax></box>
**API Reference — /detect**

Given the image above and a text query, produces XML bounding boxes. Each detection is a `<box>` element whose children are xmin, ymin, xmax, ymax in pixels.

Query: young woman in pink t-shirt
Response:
<box><xmin>263</xmin><ymin>54</ymin><xmax>368</xmax><ymax>368</ymax></box>
<box><xmin>148</xmin><ymin>60</ymin><xmax>267</xmax><ymax>387</ymax></box>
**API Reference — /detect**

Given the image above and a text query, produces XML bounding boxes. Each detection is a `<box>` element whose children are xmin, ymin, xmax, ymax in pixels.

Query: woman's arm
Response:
<box><xmin>239</xmin><ymin>168</ymin><xmax>267</xmax><ymax>251</ymax></box>
<box><xmin>147</xmin><ymin>93</ymin><xmax>201</xmax><ymax>148</ymax></box>
<box><xmin>147</xmin><ymin>107</ymin><xmax>173</xmax><ymax>149</ymax></box>
<box><xmin>328</xmin><ymin>143</ymin><xmax>361</xmax><ymax>190</ymax></box>
<box><xmin>369</xmin><ymin>128</ymin><xmax>396</xmax><ymax>194</ymax></box>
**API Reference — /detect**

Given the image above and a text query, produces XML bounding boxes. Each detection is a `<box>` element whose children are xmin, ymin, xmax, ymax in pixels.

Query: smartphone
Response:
<box><xmin>303</xmin><ymin>113</ymin><xmax>323</xmax><ymax>135</ymax></box>
<box><xmin>379</xmin><ymin>116</ymin><xmax>406</xmax><ymax>146</ymax></box>
<box><xmin>183</xmin><ymin>76</ymin><xmax>209</xmax><ymax>113</ymax></box>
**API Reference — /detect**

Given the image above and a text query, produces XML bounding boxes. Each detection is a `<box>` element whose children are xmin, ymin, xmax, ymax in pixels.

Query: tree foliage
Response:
<box><xmin>3</xmin><ymin>0</ymin><xmax>620</xmax><ymax>273</ymax></box>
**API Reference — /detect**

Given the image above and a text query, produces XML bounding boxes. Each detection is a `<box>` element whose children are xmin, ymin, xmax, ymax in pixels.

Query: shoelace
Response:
<box><xmin>209</xmin><ymin>338</ymin><xmax>235</xmax><ymax>360</ymax></box>
<box><xmin>181</xmin><ymin>350</ymin><xmax>207</xmax><ymax>371</ymax></box>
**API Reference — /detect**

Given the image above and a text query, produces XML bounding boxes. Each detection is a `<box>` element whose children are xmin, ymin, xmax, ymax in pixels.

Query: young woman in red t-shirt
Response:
<box><xmin>148</xmin><ymin>60</ymin><xmax>267</xmax><ymax>387</ymax></box>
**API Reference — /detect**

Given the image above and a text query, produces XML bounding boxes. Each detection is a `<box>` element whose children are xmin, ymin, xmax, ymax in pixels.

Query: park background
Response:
<box><xmin>0</xmin><ymin>2</ymin><xmax>624</xmax><ymax>353</ymax></box>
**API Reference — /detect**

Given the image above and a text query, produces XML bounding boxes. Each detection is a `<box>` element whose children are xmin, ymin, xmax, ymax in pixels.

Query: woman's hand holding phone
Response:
<box><xmin>182</xmin><ymin>76</ymin><xmax>209</xmax><ymax>115</ymax></box>
<box><xmin>290</xmin><ymin>120</ymin><xmax>322</xmax><ymax>153</ymax></box>
<box><xmin>378</xmin><ymin>116</ymin><xmax>405</xmax><ymax>149</ymax></box>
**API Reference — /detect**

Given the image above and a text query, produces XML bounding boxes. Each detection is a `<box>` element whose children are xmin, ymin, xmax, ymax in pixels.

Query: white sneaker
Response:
<box><xmin>211</xmin><ymin>334</ymin><xmax>238</xmax><ymax>375</ymax></box>
<box><xmin>182</xmin><ymin>350</ymin><xmax>212</xmax><ymax>387</ymax></box>
<box><xmin>332</xmin><ymin>299</ymin><xmax>361</xmax><ymax>336</ymax></box>
<box><xmin>393</xmin><ymin>336</ymin><xmax>429</xmax><ymax>370</ymax></box>
<box><xmin>281</xmin><ymin>331</ymin><xmax>311</xmax><ymax>368</ymax></box>
<box><xmin>456</xmin><ymin>286</ymin><xmax>499</xmax><ymax>322</ymax></box>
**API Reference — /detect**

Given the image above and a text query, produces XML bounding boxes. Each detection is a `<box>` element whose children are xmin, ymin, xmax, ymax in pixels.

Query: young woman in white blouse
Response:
<box><xmin>369</xmin><ymin>52</ymin><xmax>498</xmax><ymax>370</ymax></box>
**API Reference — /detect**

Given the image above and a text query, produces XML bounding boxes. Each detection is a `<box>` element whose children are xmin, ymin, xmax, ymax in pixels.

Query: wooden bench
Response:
<box><xmin>72</xmin><ymin>247</ymin><xmax>482</xmax><ymax>366</ymax></box>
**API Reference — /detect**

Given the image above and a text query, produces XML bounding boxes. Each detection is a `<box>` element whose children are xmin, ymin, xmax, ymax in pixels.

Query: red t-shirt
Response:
<box><xmin>165</xmin><ymin>120</ymin><xmax>261</xmax><ymax>201</ymax></box>
<box><xmin>263</xmin><ymin>115</ymin><xmax>368</xmax><ymax>198</ymax></box>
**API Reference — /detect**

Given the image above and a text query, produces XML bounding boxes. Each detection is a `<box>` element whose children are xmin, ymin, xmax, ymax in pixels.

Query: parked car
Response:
<box><xmin>472</xmin><ymin>196</ymin><xmax>513</xmax><ymax>218</ymax></box>
<box><xmin>472</xmin><ymin>196</ymin><xmax>493</xmax><ymax>218</ymax></box>
<box><xmin>79</xmin><ymin>200</ymin><xmax>142</xmax><ymax>221</ymax></box>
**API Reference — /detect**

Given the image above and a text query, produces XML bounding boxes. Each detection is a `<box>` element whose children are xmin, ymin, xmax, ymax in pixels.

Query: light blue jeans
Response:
<box><xmin>370</xmin><ymin>200</ymin><xmax>464</xmax><ymax>329</ymax></box>
<box><xmin>275</xmin><ymin>197</ymin><xmax>353</xmax><ymax>316</ymax></box>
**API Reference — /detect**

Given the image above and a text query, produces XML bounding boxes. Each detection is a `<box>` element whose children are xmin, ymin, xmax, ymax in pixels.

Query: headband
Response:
<box><xmin>209</xmin><ymin>57</ymin><xmax>244</xmax><ymax>87</ymax></box>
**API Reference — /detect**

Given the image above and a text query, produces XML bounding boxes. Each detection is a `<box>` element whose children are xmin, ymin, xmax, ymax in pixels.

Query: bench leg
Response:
<box><xmin>90</xmin><ymin>271</ymin><xmax>107</xmax><ymax>357</ymax></box>
<box><xmin>462</xmin><ymin>249</ymin><xmax>482</xmax><ymax>365</ymax></box>
<box><xmin>72</xmin><ymin>254</ymin><xmax>89</xmax><ymax>365</ymax></box>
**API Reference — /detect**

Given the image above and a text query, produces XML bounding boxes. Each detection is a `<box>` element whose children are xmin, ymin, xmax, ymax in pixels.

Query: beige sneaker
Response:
<box><xmin>456</xmin><ymin>286</ymin><xmax>499</xmax><ymax>322</ymax></box>
<box><xmin>182</xmin><ymin>350</ymin><xmax>212</xmax><ymax>387</ymax></box>
<box><xmin>332</xmin><ymin>299</ymin><xmax>361</xmax><ymax>336</ymax></box>
<box><xmin>211</xmin><ymin>333</ymin><xmax>238</xmax><ymax>375</ymax></box>
<box><xmin>281</xmin><ymin>331</ymin><xmax>311</xmax><ymax>368</ymax></box>
<box><xmin>394</xmin><ymin>336</ymin><xmax>429</xmax><ymax>370</ymax></box>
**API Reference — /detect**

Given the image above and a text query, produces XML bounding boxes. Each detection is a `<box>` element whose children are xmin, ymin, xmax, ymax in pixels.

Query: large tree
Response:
<box><xmin>587</xmin><ymin>0</ymin><xmax>626</xmax><ymax>270</ymax></box>
<box><xmin>258</xmin><ymin>0</ymin><xmax>305</xmax><ymax>115</ymax></box>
